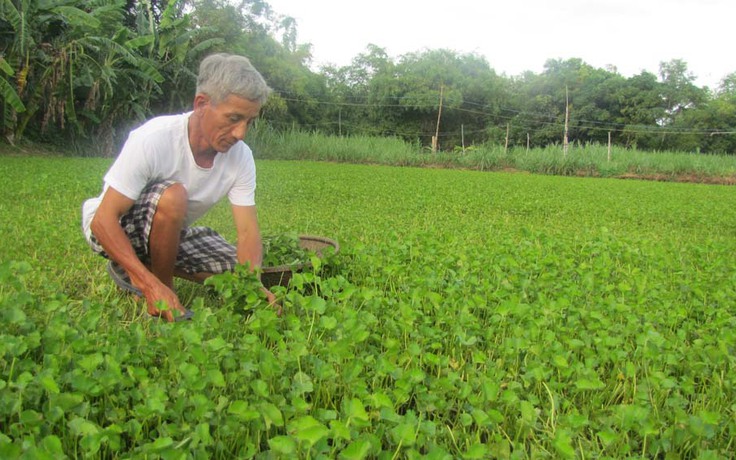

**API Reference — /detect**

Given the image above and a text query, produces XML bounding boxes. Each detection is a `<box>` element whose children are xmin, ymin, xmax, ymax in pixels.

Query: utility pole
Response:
<box><xmin>461</xmin><ymin>124</ymin><xmax>465</xmax><ymax>154</ymax></box>
<box><xmin>432</xmin><ymin>84</ymin><xmax>444</xmax><ymax>153</ymax></box>
<box><xmin>563</xmin><ymin>85</ymin><xmax>570</xmax><ymax>157</ymax></box>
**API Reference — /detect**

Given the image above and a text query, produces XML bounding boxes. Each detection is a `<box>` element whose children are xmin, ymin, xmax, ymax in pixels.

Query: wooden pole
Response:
<box><xmin>504</xmin><ymin>123</ymin><xmax>510</xmax><ymax>154</ymax></box>
<box><xmin>461</xmin><ymin>124</ymin><xmax>465</xmax><ymax>154</ymax></box>
<box><xmin>526</xmin><ymin>133</ymin><xmax>530</xmax><ymax>153</ymax></box>
<box><xmin>433</xmin><ymin>84</ymin><xmax>444</xmax><ymax>153</ymax></box>
<box><xmin>563</xmin><ymin>85</ymin><xmax>569</xmax><ymax>157</ymax></box>
<box><xmin>607</xmin><ymin>131</ymin><xmax>612</xmax><ymax>162</ymax></box>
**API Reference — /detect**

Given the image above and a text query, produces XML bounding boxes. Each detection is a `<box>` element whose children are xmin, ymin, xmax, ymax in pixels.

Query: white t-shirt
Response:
<box><xmin>82</xmin><ymin>112</ymin><xmax>256</xmax><ymax>241</ymax></box>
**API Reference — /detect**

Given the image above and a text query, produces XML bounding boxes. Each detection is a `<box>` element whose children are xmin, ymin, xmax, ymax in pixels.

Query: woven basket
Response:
<box><xmin>261</xmin><ymin>235</ymin><xmax>339</xmax><ymax>288</ymax></box>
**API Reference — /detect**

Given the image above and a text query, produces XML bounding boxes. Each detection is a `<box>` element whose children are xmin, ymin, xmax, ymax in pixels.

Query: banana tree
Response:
<box><xmin>128</xmin><ymin>0</ymin><xmax>224</xmax><ymax>114</ymax></box>
<box><xmin>0</xmin><ymin>56</ymin><xmax>25</xmax><ymax>143</ymax></box>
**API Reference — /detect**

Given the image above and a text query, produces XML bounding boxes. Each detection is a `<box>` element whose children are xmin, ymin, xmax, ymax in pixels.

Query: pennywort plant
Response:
<box><xmin>1</xmin><ymin>156</ymin><xmax>735</xmax><ymax>458</ymax></box>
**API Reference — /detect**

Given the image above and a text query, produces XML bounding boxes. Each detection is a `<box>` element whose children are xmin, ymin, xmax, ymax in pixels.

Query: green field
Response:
<box><xmin>2</xmin><ymin>156</ymin><xmax>735</xmax><ymax>458</ymax></box>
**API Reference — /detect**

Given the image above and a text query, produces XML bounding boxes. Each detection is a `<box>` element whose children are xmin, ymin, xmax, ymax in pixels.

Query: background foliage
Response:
<box><xmin>1</xmin><ymin>0</ymin><xmax>735</xmax><ymax>155</ymax></box>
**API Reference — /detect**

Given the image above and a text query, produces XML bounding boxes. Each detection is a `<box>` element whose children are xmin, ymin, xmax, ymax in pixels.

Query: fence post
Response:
<box><xmin>461</xmin><ymin>124</ymin><xmax>465</xmax><ymax>154</ymax></box>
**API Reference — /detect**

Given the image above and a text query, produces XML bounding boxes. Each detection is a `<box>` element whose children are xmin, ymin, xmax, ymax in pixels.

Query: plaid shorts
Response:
<box><xmin>89</xmin><ymin>180</ymin><xmax>238</xmax><ymax>274</ymax></box>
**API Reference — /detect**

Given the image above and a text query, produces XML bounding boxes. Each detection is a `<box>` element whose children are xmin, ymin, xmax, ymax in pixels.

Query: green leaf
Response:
<box><xmin>0</xmin><ymin>0</ymin><xmax>22</xmax><ymax>35</ymax></box>
<box><xmin>320</xmin><ymin>315</ymin><xmax>338</xmax><ymax>330</ymax></box>
<box><xmin>597</xmin><ymin>430</ymin><xmax>618</xmax><ymax>446</ymax></box>
<box><xmin>51</xmin><ymin>392</ymin><xmax>84</xmax><ymax>412</ymax></box>
<box><xmin>307</xmin><ymin>295</ymin><xmax>327</xmax><ymax>313</ymax></box>
<box><xmin>205</xmin><ymin>336</ymin><xmax>228</xmax><ymax>351</ymax></box>
<box><xmin>178</xmin><ymin>362</ymin><xmax>199</xmax><ymax>381</ymax></box>
<box><xmin>194</xmin><ymin>423</ymin><xmax>212</xmax><ymax>447</ymax></box>
<box><xmin>519</xmin><ymin>400</ymin><xmax>537</xmax><ymax>426</ymax></box>
<box><xmin>150</xmin><ymin>437</ymin><xmax>174</xmax><ymax>450</ymax></box>
<box><xmin>78</xmin><ymin>353</ymin><xmax>104</xmax><ymax>372</ymax></box>
<box><xmin>39</xmin><ymin>435</ymin><xmax>64</xmax><ymax>456</ymax></box>
<box><xmin>345</xmin><ymin>398</ymin><xmax>370</xmax><ymax>423</ymax></box>
<box><xmin>38</xmin><ymin>374</ymin><xmax>60</xmax><ymax>394</ymax></box>
<box><xmin>462</xmin><ymin>442</ymin><xmax>488</xmax><ymax>459</ymax></box>
<box><xmin>330</xmin><ymin>419</ymin><xmax>351</xmax><ymax>441</ymax></box>
<box><xmin>20</xmin><ymin>410</ymin><xmax>43</xmax><ymax>427</ymax></box>
<box><xmin>190</xmin><ymin>38</ymin><xmax>226</xmax><ymax>55</ymax></box>
<box><xmin>125</xmin><ymin>35</ymin><xmax>155</xmax><ymax>49</ymax></box>
<box><xmin>553</xmin><ymin>355</ymin><xmax>569</xmax><ymax>368</ymax></box>
<box><xmin>0</xmin><ymin>57</ymin><xmax>13</xmax><ymax>76</ymax></box>
<box><xmin>339</xmin><ymin>439</ymin><xmax>372</xmax><ymax>460</ymax></box>
<box><xmin>288</xmin><ymin>416</ymin><xmax>329</xmax><ymax>447</ymax></box>
<box><xmin>207</xmin><ymin>369</ymin><xmax>226</xmax><ymax>387</ymax></box>
<box><xmin>553</xmin><ymin>430</ymin><xmax>576</xmax><ymax>458</ymax></box>
<box><xmin>259</xmin><ymin>402</ymin><xmax>285</xmax><ymax>428</ymax></box>
<box><xmin>268</xmin><ymin>436</ymin><xmax>296</xmax><ymax>455</ymax></box>
<box><xmin>228</xmin><ymin>400</ymin><xmax>260</xmax><ymax>422</ymax></box>
<box><xmin>575</xmin><ymin>378</ymin><xmax>605</xmax><ymax>390</ymax></box>
<box><xmin>292</xmin><ymin>371</ymin><xmax>314</xmax><ymax>394</ymax></box>
<box><xmin>68</xmin><ymin>417</ymin><xmax>100</xmax><ymax>437</ymax></box>
<box><xmin>390</xmin><ymin>422</ymin><xmax>416</xmax><ymax>446</ymax></box>
<box><xmin>3</xmin><ymin>305</ymin><xmax>27</xmax><ymax>324</ymax></box>
<box><xmin>53</xmin><ymin>6</ymin><xmax>101</xmax><ymax>29</ymax></box>
<box><xmin>250</xmin><ymin>379</ymin><xmax>269</xmax><ymax>398</ymax></box>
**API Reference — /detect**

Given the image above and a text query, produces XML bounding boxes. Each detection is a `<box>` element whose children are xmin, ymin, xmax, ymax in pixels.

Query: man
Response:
<box><xmin>81</xmin><ymin>53</ymin><xmax>276</xmax><ymax>322</ymax></box>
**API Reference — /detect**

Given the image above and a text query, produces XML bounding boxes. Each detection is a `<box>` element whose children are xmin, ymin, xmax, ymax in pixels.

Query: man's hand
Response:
<box><xmin>261</xmin><ymin>286</ymin><xmax>282</xmax><ymax>316</ymax></box>
<box><xmin>140</xmin><ymin>278</ymin><xmax>189</xmax><ymax>322</ymax></box>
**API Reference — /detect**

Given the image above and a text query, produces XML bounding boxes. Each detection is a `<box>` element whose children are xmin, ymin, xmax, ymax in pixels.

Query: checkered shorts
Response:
<box><xmin>89</xmin><ymin>180</ymin><xmax>238</xmax><ymax>274</ymax></box>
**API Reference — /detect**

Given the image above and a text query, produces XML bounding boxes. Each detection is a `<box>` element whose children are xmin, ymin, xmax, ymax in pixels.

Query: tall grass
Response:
<box><xmin>249</xmin><ymin>126</ymin><xmax>736</xmax><ymax>182</ymax></box>
<box><xmin>6</xmin><ymin>125</ymin><xmax>735</xmax><ymax>182</ymax></box>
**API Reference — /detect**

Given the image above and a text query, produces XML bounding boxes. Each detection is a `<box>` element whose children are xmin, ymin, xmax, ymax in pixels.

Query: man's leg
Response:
<box><xmin>174</xmin><ymin>226</ymin><xmax>238</xmax><ymax>281</ymax></box>
<box><xmin>148</xmin><ymin>182</ymin><xmax>188</xmax><ymax>289</ymax></box>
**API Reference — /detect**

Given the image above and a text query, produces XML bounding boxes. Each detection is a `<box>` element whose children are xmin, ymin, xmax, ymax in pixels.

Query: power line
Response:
<box><xmin>271</xmin><ymin>89</ymin><xmax>735</xmax><ymax>138</ymax></box>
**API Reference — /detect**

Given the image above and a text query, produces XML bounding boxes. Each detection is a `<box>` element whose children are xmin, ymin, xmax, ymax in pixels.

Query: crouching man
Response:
<box><xmin>81</xmin><ymin>53</ymin><xmax>277</xmax><ymax>322</ymax></box>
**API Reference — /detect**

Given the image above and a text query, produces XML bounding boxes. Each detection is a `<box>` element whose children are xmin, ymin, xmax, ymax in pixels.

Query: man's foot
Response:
<box><xmin>106</xmin><ymin>261</ymin><xmax>142</xmax><ymax>297</ymax></box>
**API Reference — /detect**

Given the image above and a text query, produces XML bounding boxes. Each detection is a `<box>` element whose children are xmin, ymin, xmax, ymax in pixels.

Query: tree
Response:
<box><xmin>658</xmin><ymin>59</ymin><xmax>706</xmax><ymax>121</ymax></box>
<box><xmin>717</xmin><ymin>72</ymin><xmax>736</xmax><ymax>97</ymax></box>
<box><xmin>0</xmin><ymin>0</ymin><xmax>169</xmax><ymax>153</ymax></box>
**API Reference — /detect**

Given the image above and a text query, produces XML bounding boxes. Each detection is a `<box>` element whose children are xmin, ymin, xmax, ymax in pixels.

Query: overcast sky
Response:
<box><xmin>266</xmin><ymin>0</ymin><xmax>735</xmax><ymax>89</ymax></box>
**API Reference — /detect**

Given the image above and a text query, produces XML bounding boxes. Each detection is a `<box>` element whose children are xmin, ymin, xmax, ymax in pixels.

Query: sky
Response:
<box><xmin>265</xmin><ymin>0</ymin><xmax>735</xmax><ymax>89</ymax></box>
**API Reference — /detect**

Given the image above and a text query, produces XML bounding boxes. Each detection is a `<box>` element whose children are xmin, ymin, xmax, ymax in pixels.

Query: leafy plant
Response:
<box><xmin>262</xmin><ymin>232</ymin><xmax>312</xmax><ymax>267</ymax></box>
<box><xmin>2</xmin><ymin>156</ymin><xmax>736</xmax><ymax>457</ymax></box>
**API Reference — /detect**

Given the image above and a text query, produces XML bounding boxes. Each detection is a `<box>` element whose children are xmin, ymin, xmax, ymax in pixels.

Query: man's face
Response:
<box><xmin>197</xmin><ymin>94</ymin><xmax>262</xmax><ymax>153</ymax></box>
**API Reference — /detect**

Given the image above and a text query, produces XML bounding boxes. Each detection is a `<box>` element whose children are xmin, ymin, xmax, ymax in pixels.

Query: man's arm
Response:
<box><xmin>231</xmin><ymin>204</ymin><xmax>263</xmax><ymax>269</ymax></box>
<box><xmin>232</xmin><ymin>204</ymin><xmax>278</xmax><ymax>308</ymax></box>
<box><xmin>91</xmin><ymin>187</ymin><xmax>186</xmax><ymax>321</ymax></box>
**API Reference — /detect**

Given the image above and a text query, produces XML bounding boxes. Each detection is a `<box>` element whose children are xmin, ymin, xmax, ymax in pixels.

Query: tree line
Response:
<box><xmin>2</xmin><ymin>0</ymin><xmax>735</xmax><ymax>155</ymax></box>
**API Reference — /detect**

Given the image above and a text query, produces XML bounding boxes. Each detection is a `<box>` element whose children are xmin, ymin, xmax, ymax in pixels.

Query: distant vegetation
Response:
<box><xmin>245</xmin><ymin>127</ymin><xmax>736</xmax><ymax>184</ymax></box>
<box><xmin>1</xmin><ymin>0</ymin><xmax>735</xmax><ymax>157</ymax></box>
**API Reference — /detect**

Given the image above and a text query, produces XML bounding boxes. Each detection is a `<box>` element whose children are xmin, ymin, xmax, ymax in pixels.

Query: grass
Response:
<box><xmin>2</xmin><ymin>153</ymin><xmax>736</xmax><ymax>458</ymax></box>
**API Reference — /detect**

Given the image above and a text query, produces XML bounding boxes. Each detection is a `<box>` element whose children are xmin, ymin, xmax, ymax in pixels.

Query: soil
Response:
<box><xmin>615</xmin><ymin>172</ymin><xmax>736</xmax><ymax>185</ymax></box>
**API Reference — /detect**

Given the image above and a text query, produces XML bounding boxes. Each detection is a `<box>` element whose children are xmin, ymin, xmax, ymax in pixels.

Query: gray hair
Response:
<box><xmin>196</xmin><ymin>53</ymin><xmax>271</xmax><ymax>105</ymax></box>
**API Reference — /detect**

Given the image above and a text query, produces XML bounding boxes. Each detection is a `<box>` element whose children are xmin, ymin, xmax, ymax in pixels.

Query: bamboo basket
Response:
<box><xmin>260</xmin><ymin>235</ymin><xmax>339</xmax><ymax>288</ymax></box>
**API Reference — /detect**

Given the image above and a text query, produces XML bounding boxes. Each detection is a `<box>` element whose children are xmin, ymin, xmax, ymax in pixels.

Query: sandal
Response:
<box><xmin>107</xmin><ymin>261</ymin><xmax>142</xmax><ymax>296</ymax></box>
